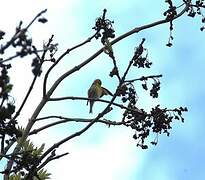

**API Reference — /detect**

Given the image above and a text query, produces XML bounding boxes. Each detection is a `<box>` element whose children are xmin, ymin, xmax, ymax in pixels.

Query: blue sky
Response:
<box><xmin>0</xmin><ymin>0</ymin><xmax>205</xmax><ymax>180</ymax></box>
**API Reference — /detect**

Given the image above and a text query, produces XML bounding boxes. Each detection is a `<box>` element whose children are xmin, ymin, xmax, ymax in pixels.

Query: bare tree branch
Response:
<box><xmin>37</xmin><ymin>152</ymin><xmax>69</xmax><ymax>172</ymax></box>
<box><xmin>48</xmin><ymin>96</ymin><xmax>143</xmax><ymax>112</ymax></box>
<box><xmin>125</xmin><ymin>74</ymin><xmax>163</xmax><ymax>83</ymax></box>
<box><xmin>25</xmin><ymin>9</ymin><xmax>47</xmax><ymax>30</ymax></box>
<box><xmin>30</xmin><ymin>116</ymin><xmax>131</xmax><ymax>135</ymax></box>
<box><xmin>11</xmin><ymin>73</ymin><xmax>41</xmax><ymax>121</ymax></box>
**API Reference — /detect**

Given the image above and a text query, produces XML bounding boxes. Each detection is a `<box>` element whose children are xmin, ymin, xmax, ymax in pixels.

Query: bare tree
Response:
<box><xmin>0</xmin><ymin>0</ymin><xmax>204</xmax><ymax>179</ymax></box>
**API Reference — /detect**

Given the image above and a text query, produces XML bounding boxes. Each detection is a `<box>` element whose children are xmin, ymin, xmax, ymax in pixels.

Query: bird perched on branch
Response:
<box><xmin>87</xmin><ymin>79</ymin><xmax>113</xmax><ymax>113</ymax></box>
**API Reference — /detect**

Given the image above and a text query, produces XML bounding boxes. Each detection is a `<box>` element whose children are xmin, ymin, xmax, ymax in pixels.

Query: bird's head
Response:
<box><xmin>93</xmin><ymin>79</ymin><xmax>102</xmax><ymax>86</ymax></box>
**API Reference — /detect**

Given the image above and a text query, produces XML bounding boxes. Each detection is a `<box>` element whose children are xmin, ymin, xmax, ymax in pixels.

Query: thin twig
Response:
<box><xmin>40</xmin><ymin>35</ymin><xmax>54</xmax><ymax>63</ymax></box>
<box><xmin>122</xmin><ymin>38</ymin><xmax>146</xmax><ymax>84</ymax></box>
<box><xmin>30</xmin><ymin>116</ymin><xmax>130</xmax><ymax>135</ymax></box>
<box><xmin>125</xmin><ymin>74</ymin><xmax>163</xmax><ymax>83</ymax></box>
<box><xmin>25</xmin><ymin>9</ymin><xmax>47</xmax><ymax>30</ymax></box>
<box><xmin>11</xmin><ymin>69</ymin><xmax>41</xmax><ymax>121</ymax></box>
<box><xmin>36</xmin><ymin>152</ymin><xmax>69</xmax><ymax>173</ymax></box>
<box><xmin>49</xmin><ymin>96</ymin><xmax>134</xmax><ymax>110</ymax></box>
<box><xmin>1</xmin><ymin>47</ymin><xmax>56</xmax><ymax>64</ymax></box>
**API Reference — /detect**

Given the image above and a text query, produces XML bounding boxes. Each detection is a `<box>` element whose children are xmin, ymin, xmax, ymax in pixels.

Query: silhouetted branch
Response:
<box><xmin>35</xmin><ymin>152</ymin><xmax>69</xmax><ymax>175</ymax></box>
<box><xmin>49</xmin><ymin>96</ymin><xmax>142</xmax><ymax>112</ymax></box>
<box><xmin>30</xmin><ymin>116</ymin><xmax>131</xmax><ymax>135</ymax></box>
<box><xmin>11</xmin><ymin>68</ymin><xmax>42</xmax><ymax>121</ymax></box>
<box><xmin>26</xmin><ymin>9</ymin><xmax>47</xmax><ymax>29</ymax></box>
<box><xmin>125</xmin><ymin>74</ymin><xmax>163</xmax><ymax>83</ymax></box>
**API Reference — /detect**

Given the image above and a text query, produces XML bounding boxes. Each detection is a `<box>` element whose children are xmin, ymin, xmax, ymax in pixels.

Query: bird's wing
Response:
<box><xmin>101</xmin><ymin>87</ymin><xmax>113</xmax><ymax>97</ymax></box>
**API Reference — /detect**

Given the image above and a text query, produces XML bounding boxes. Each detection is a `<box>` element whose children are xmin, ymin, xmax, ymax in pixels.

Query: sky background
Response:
<box><xmin>0</xmin><ymin>0</ymin><xmax>205</xmax><ymax>180</ymax></box>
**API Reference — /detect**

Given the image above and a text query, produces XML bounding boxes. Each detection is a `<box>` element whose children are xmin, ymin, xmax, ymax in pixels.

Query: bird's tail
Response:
<box><xmin>89</xmin><ymin>101</ymin><xmax>94</xmax><ymax>113</ymax></box>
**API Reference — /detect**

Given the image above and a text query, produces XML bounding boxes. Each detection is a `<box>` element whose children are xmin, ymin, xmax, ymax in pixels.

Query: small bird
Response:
<box><xmin>87</xmin><ymin>79</ymin><xmax>113</xmax><ymax>113</ymax></box>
